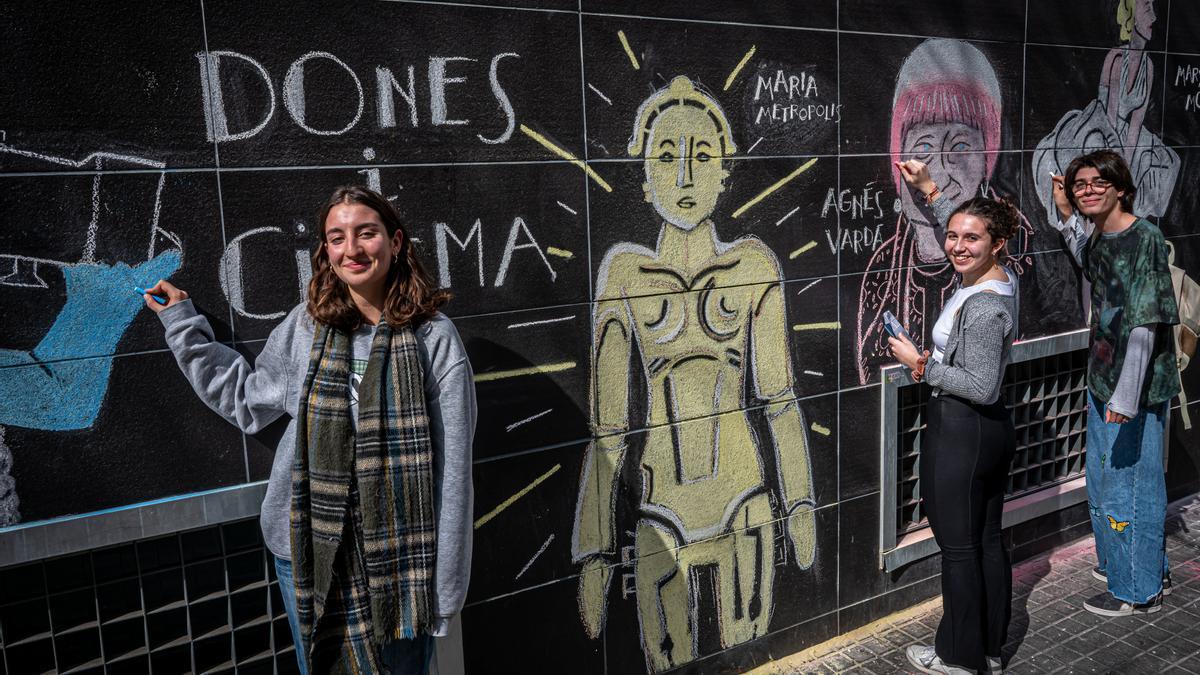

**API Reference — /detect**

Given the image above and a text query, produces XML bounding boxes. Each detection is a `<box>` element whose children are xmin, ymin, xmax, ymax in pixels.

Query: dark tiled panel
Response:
<box><xmin>582</xmin><ymin>1</ymin><xmax>837</xmax><ymax>30</ymax></box>
<box><xmin>0</xmin><ymin>2</ymin><xmax>212</xmax><ymax>171</ymax></box>
<box><xmin>838</xmin><ymin>491</ymin><xmax>941</xmax><ymax>608</ymax></box>
<box><xmin>839</xmin><ymin>385</ymin><xmax>882</xmax><ymax>503</ymax></box>
<box><xmin>457</xmin><ymin>308</ymin><xmax>590</xmax><ymax>459</ymax></box>
<box><xmin>461</xmin><ymin>576</ymin><xmax>605</xmax><ymax>675</ymax></box>
<box><xmin>838</xmin><ymin>573</ymin><xmax>941</xmax><ymax>635</ymax></box>
<box><xmin>469</xmin><ymin>442</ymin><xmax>588</xmax><ymax>603</ymax></box>
<box><xmin>839</xmin><ymin>0</ymin><xmax>1025</xmax><ymax>43</ymax></box>
<box><xmin>1163</xmin><ymin>148</ymin><xmax>1200</xmax><ymax>240</ymax></box>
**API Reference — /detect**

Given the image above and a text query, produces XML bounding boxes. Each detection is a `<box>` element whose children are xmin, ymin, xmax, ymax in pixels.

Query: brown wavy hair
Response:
<box><xmin>306</xmin><ymin>185</ymin><xmax>450</xmax><ymax>332</ymax></box>
<box><xmin>950</xmin><ymin>196</ymin><xmax>1020</xmax><ymax>261</ymax></box>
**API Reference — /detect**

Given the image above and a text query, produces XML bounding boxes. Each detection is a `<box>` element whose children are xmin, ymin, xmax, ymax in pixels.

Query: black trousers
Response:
<box><xmin>921</xmin><ymin>394</ymin><xmax>1016</xmax><ymax>671</ymax></box>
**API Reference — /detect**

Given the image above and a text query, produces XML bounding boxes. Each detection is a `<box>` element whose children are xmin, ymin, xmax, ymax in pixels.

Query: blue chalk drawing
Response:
<box><xmin>0</xmin><ymin>250</ymin><xmax>182</xmax><ymax>430</ymax></box>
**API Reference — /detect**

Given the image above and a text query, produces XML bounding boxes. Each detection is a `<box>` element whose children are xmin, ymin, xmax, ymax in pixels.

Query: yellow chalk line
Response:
<box><xmin>474</xmin><ymin>464</ymin><xmax>562</xmax><ymax>529</ymax></box>
<box><xmin>788</xmin><ymin>241</ymin><xmax>817</xmax><ymax>259</ymax></box>
<box><xmin>617</xmin><ymin>31</ymin><xmax>640</xmax><ymax>70</ymax></box>
<box><xmin>724</xmin><ymin>45</ymin><xmax>757</xmax><ymax>91</ymax></box>
<box><xmin>546</xmin><ymin>247</ymin><xmax>574</xmax><ymax>259</ymax></box>
<box><xmin>732</xmin><ymin>158</ymin><xmax>819</xmax><ymax>218</ymax></box>
<box><xmin>474</xmin><ymin>361</ymin><xmax>578</xmax><ymax>383</ymax></box>
<box><xmin>792</xmin><ymin>322</ymin><xmax>841</xmax><ymax>331</ymax></box>
<box><xmin>520</xmin><ymin>124</ymin><xmax>613</xmax><ymax>193</ymax></box>
<box><xmin>810</xmin><ymin>422</ymin><xmax>831</xmax><ymax>436</ymax></box>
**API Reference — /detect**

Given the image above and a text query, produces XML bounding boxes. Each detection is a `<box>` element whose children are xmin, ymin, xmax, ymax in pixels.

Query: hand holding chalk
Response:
<box><xmin>140</xmin><ymin>280</ymin><xmax>188</xmax><ymax>314</ymax></box>
<box><xmin>894</xmin><ymin>160</ymin><xmax>936</xmax><ymax>198</ymax></box>
<box><xmin>1049</xmin><ymin>171</ymin><xmax>1073</xmax><ymax>222</ymax></box>
<box><xmin>136</xmin><ymin>286</ymin><xmax>168</xmax><ymax>306</ymax></box>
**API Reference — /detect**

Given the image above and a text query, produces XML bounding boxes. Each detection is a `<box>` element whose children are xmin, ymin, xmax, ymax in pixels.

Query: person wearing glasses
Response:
<box><xmin>1050</xmin><ymin>149</ymin><xmax>1178</xmax><ymax>617</ymax></box>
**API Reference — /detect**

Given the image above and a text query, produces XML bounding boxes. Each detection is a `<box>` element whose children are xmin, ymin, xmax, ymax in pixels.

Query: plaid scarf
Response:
<box><xmin>291</xmin><ymin>321</ymin><xmax>436</xmax><ymax>674</ymax></box>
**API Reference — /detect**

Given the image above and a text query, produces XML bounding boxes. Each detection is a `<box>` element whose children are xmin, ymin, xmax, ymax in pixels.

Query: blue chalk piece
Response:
<box><xmin>135</xmin><ymin>286</ymin><xmax>168</xmax><ymax>305</ymax></box>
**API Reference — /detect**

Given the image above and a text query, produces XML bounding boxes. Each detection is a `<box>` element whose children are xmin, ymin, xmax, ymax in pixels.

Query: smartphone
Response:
<box><xmin>882</xmin><ymin>310</ymin><xmax>910</xmax><ymax>342</ymax></box>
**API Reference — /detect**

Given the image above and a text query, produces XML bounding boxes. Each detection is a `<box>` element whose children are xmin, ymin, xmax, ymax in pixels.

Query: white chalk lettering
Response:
<box><xmin>376</xmin><ymin>65</ymin><xmax>419</xmax><ymax>128</ymax></box>
<box><xmin>495</xmin><ymin>217</ymin><xmax>556</xmax><ymax>287</ymax></box>
<box><xmin>819</xmin><ymin>182</ymin><xmax>886</xmax><ymax>220</ymax></box>
<box><xmin>1175</xmin><ymin>63</ymin><xmax>1200</xmax><ymax>87</ymax></box>
<box><xmin>478</xmin><ymin>53</ymin><xmax>519</xmax><ymax>144</ymax></box>
<box><xmin>219</xmin><ymin>226</ymin><xmax>312</xmax><ymax>319</ymax></box>
<box><xmin>282</xmin><ymin>51</ymin><xmax>364</xmax><ymax>136</ymax></box>
<box><xmin>430</xmin><ymin>56</ymin><xmax>474</xmax><ymax>126</ymax></box>
<box><xmin>435</xmin><ymin>219</ymin><xmax>485</xmax><ymax>288</ymax></box>
<box><xmin>753</xmin><ymin>70</ymin><xmax>819</xmax><ymax>101</ymax></box>
<box><xmin>199</xmin><ymin>49</ymin><xmax>520</xmax><ymax>144</ymax></box>
<box><xmin>196</xmin><ymin>51</ymin><xmax>277</xmax><ymax>143</ymax></box>
<box><xmin>824</xmin><ymin>223</ymin><xmax>885</xmax><ymax>254</ymax></box>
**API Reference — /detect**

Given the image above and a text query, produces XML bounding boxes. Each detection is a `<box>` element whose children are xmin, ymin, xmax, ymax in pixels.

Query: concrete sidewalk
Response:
<box><xmin>752</xmin><ymin>498</ymin><xmax>1200</xmax><ymax>674</ymax></box>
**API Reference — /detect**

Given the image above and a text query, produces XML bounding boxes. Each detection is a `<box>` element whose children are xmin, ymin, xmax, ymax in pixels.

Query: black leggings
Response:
<box><xmin>921</xmin><ymin>394</ymin><xmax>1016</xmax><ymax>671</ymax></box>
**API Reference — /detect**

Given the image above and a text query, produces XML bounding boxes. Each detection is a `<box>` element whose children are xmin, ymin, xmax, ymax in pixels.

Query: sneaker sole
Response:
<box><xmin>1090</xmin><ymin>570</ymin><xmax>1172</xmax><ymax>596</ymax></box>
<box><xmin>1083</xmin><ymin>601</ymin><xmax>1162</xmax><ymax>617</ymax></box>
<box><xmin>905</xmin><ymin>650</ymin><xmax>974</xmax><ymax>675</ymax></box>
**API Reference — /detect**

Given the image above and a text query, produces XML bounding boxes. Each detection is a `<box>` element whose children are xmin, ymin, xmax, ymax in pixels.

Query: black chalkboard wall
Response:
<box><xmin>1</xmin><ymin>0</ymin><xmax>1198</xmax><ymax>672</ymax></box>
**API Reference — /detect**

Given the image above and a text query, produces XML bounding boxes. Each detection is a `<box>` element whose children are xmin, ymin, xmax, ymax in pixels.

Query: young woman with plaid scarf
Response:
<box><xmin>144</xmin><ymin>186</ymin><xmax>477</xmax><ymax>674</ymax></box>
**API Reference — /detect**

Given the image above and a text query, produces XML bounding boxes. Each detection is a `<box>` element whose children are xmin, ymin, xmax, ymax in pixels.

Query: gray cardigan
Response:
<box><xmin>924</xmin><ymin>291</ymin><xmax>1017</xmax><ymax>405</ymax></box>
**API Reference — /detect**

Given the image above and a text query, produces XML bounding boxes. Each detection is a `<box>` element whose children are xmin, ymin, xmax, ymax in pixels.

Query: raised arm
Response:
<box><xmin>152</xmin><ymin>282</ymin><xmax>292</xmax><ymax>434</ymax></box>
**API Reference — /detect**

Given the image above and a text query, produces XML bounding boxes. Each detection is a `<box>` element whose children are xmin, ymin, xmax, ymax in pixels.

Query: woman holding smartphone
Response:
<box><xmin>889</xmin><ymin>160</ymin><xmax>1019</xmax><ymax>675</ymax></box>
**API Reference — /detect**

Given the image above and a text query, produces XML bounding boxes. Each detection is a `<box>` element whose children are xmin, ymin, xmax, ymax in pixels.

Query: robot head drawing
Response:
<box><xmin>629</xmin><ymin>76</ymin><xmax>736</xmax><ymax>230</ymax></box>
<box><xmin>889</xmin><ymin>39</ymin><xmax>1002</xmax><ymax>228</ymax></box>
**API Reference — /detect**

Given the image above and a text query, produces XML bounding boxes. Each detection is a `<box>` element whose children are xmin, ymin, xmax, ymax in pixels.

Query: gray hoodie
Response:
<box><xmin>158</xmin><ymin>300</ymin><xmax>475</xmax><ymax>635</ymax></box>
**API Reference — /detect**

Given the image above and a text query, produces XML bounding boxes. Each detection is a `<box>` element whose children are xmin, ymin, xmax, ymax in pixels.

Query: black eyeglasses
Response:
<box><xmin>1071</xmin><ymin>179</ymin><xmax>1113</xmax><ymax>195</ymax></box>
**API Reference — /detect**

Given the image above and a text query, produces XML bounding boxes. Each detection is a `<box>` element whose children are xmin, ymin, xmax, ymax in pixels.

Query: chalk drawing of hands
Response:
<box><xmin>0</xmin><ymin>249</ymin><xmax>182</xmax><ymax>431</ymax></box>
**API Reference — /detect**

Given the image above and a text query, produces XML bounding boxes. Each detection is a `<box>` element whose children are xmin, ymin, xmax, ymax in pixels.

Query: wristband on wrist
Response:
<box><xmin>924</xmin><ymin>186</ymin><xmax>941</xmax><ymax>205</ymax></box>
<box><xmin>911</xmin><ymin>351</ymin><xmax>930</xmax><ymax>382</ymax></box>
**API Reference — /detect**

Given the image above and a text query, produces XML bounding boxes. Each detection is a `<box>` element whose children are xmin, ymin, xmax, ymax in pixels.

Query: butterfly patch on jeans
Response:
<box><xmin>1108</xmin><ymin>515</ymin><xmax>1131</xmax><ymax>533</ymax></box>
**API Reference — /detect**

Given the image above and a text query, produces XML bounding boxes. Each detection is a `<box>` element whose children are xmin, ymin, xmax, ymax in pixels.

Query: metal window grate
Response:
<box><xmin>894</xmin><ymin>349</ymin><xmax>1090</xmax><ymax>535</ymax></box>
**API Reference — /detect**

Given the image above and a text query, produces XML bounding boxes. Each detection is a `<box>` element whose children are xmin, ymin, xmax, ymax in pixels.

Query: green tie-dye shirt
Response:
<box><xmin>1084</xmin><ymin>218</ymin><xmax>1180</xmax><ymax>407</ymax></box>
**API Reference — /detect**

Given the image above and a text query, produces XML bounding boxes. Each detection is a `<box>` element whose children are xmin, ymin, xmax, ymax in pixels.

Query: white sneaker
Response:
<box><xmin>987</xmin><ymin>655</ymin><xmax>1004</xmax><ymax>673</ymax></box>
<box><xmin>905</xmin><ymin>645</ymin><xmax>974</xmax><ymax>675</ymax></box>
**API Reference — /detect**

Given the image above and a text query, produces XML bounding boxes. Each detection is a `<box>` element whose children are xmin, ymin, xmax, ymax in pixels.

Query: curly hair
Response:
<box><xmin>950</xmin><ymin>196</ymin><xmax>1020</xmax><ymax>259</ymax></box>
<box><xmin>306</xmin><ymin>185</ymin><xmax>450</xmax><ymax>332</ymax></box>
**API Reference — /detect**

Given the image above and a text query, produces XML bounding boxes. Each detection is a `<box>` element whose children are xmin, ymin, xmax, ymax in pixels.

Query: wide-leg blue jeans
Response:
<box><xmin>1085</xmin><ymin>392</ymin><xmax>1168</xmax><ymax>604</ymax></box>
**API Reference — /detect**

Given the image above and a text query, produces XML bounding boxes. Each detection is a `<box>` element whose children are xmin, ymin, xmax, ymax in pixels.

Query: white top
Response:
<box><xmin>931</xmin><ymin>266</ymin><xmax>1018</xmax><ymax>363</ymax></box>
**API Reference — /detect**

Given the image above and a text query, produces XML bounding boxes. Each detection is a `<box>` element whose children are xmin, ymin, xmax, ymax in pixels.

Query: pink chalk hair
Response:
<box><xmin>888</xmin><ymin>39</ymin><xmax>1002</xmax><ymax>194</ymax></box>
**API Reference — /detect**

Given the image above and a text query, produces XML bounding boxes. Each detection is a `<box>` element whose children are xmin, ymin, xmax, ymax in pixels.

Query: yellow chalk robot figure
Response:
<box><xmin>573</xmin><ymin>76</ymin><xmax>816</xmax><ymax>673</ymax></box>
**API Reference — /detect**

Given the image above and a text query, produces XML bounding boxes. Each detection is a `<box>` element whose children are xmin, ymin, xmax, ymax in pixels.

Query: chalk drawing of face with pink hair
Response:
<box><xmin>890</xmin><ymin>39</ymin><xmax>1001</xmax><ymax>264</ymax></box>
